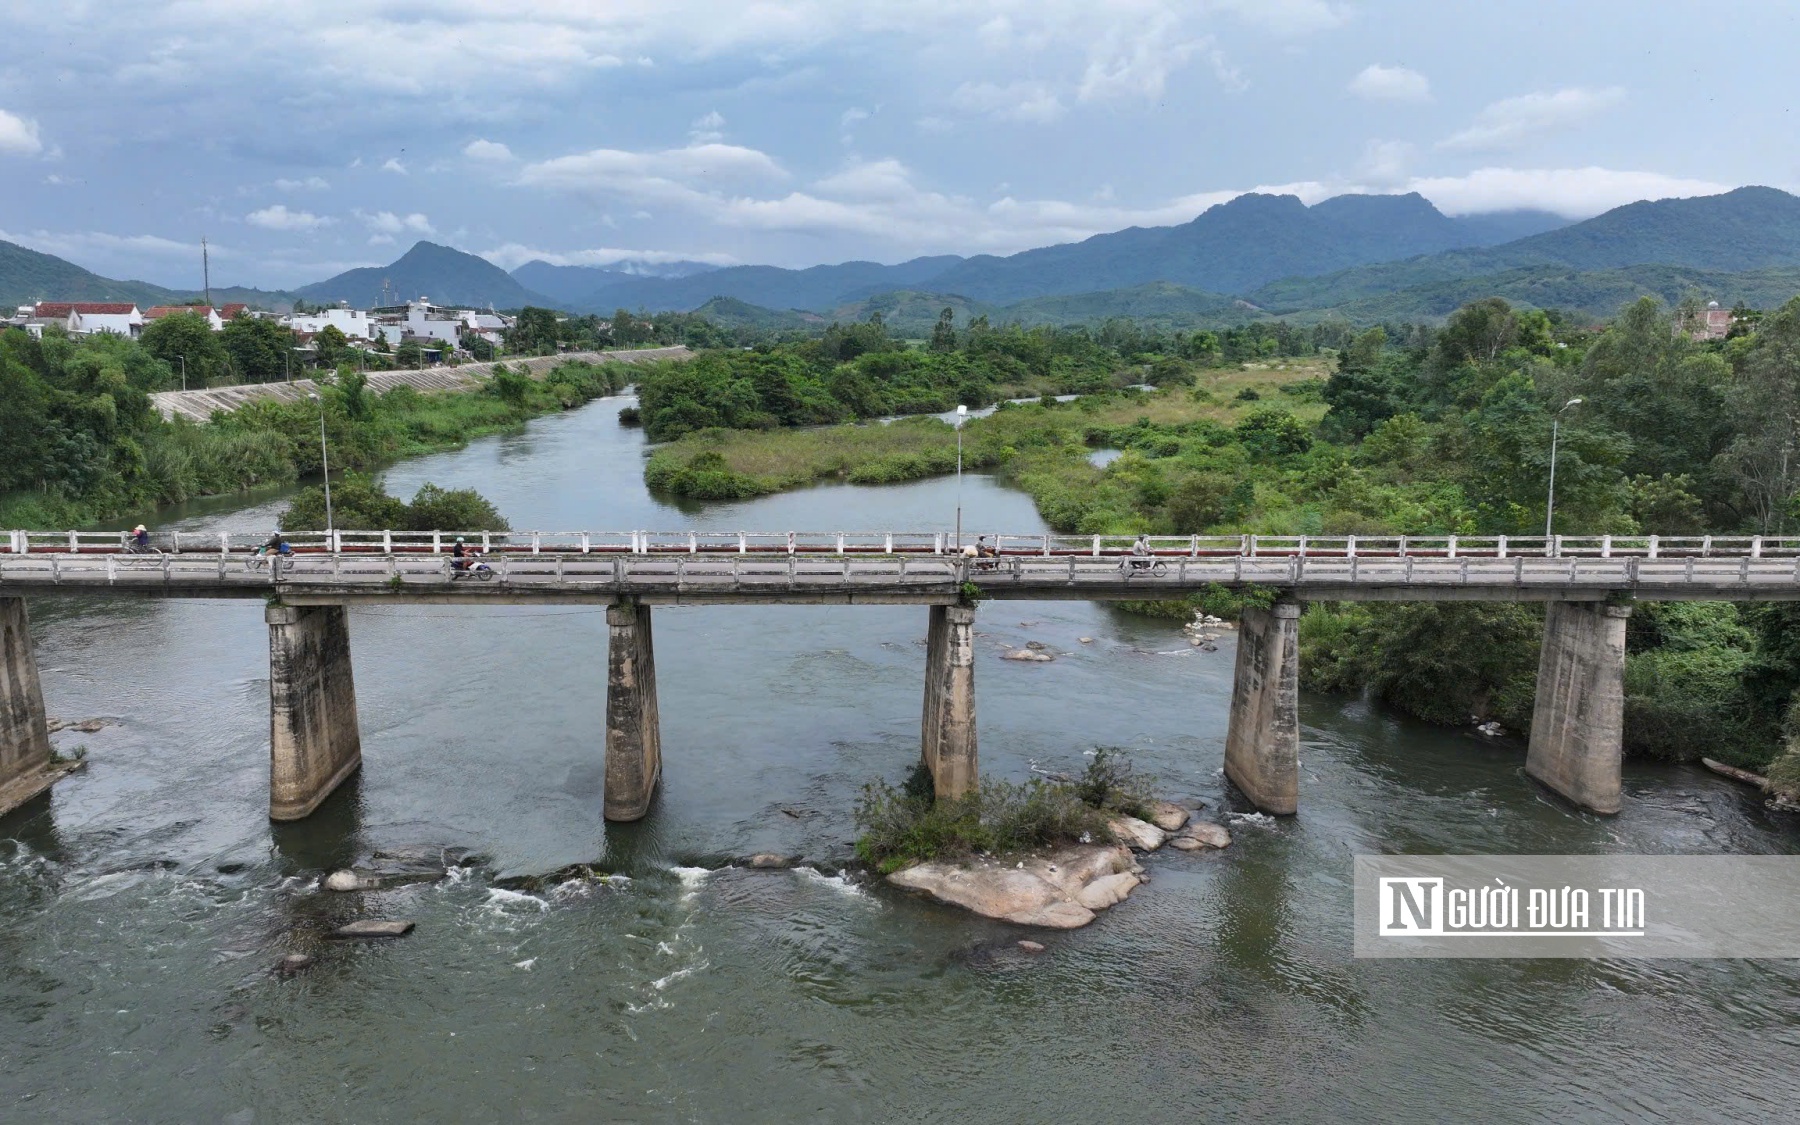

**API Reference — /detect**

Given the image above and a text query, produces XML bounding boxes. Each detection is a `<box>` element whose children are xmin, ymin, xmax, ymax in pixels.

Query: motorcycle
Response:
<box><xmin>450</xmin><ymin>556</ymin><xmax>496</xmax><ymax>582</ymax></box>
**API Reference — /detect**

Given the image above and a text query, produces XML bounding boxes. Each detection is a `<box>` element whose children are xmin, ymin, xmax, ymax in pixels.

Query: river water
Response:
<box><xmin>4</xmin><ymin>394</ymin><xmax>1799</xmax><ymax>1121</ymax></box>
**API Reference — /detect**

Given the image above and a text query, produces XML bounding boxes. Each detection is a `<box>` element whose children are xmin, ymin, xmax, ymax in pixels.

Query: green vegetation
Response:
<box><xmin>279</xmin><ymin>476</ymin><xmax>508</xmax><ymax>532</ymax></box>
<box><xmin>854</xmin><ymin>749</ymin><xmax>1153</xmax><ymax>873</ymax></box>
<box><xmin>632</xmin><ymin>291</ymin><xmax>1800</xmax><ymax>784</ymax></box>
<box><xmin>0</xmin><ymin>325</ymin><xmax>625</xmax><ymax>527</ymax></box>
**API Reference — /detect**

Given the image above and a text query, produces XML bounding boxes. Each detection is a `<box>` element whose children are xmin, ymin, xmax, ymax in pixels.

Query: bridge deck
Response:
<box><xmin>7</xmin><ymin>537</ymin><xmax>1800</xmax><ymax>603</ymax></box>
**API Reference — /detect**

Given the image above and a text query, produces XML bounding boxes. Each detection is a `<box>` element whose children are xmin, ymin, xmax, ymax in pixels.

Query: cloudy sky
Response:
<box><xmin>0</xmin><ymin>0</ymin><xmax>1793</xmax><ymax>289</ymax></box>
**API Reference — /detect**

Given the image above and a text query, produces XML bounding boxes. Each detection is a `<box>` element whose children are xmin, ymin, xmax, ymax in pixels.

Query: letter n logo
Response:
<box><xmin>1379</xmin><ymin>877</ymin><xmax>1443</xmax><ymax>935</ymax></box>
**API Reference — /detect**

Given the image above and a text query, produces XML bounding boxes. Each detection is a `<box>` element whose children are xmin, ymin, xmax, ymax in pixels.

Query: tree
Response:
<box><xmin>314</xmin><ymin>324</ymin><xmax>349</xmax><ymax>368</ymax></box>
<box><xmin>1434</xmin><ymin>298</ymin><xmax>1518</xmax><ymax>367</ymax></box>
<box><xmin>1719</xmin><ymin>297</ymin><xmax>1800</xmax><ymax>531</ymax></box>
<box><xmin>139</xmin><ymin>311</ymin><xmax>229</xmax><ymax>389</ymax></box>
<box><xmin>509</xmin><ymin>306</ymin><xmax>559</xmax><ymax>354</ymax></box>
<box><xmin>929</xmin><ymin>307</ymin><xmax>957</xmax><ymax>353</ymax></box>
<box><xmin>221</xmin><ymin>315</ymin><xmax>295</xmax><ymax>383</ymax></box>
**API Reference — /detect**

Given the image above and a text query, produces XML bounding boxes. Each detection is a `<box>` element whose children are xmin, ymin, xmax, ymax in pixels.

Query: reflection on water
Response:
<box><xmin>2</xmin><ymin>393</ymin><xmax>1797</xmax><ymax>1120</ymax></box>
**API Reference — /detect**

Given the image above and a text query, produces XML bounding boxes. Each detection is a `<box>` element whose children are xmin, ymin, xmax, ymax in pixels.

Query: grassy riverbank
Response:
<box><xmin>0</xmin><ymin>325</ymin><xmax>626</xmax><ymax>528</ymax></box>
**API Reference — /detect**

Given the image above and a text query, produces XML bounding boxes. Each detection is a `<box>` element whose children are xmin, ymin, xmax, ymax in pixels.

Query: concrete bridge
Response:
<box><xmin>5</xmin><ymin>528</ymin><xmax>1800</xmax><ymax>825</ymax></box>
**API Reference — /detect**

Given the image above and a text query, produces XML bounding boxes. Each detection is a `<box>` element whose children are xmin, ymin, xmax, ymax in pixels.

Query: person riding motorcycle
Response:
<box><xmin>451</xmin><ymin>536</ymin><xmax>468</xmax><ymax>576</ymax></box>
<box><xmin>262</xmin><ymin>532</ymin><xmax>292</xmax><ymax>556</ymax></box>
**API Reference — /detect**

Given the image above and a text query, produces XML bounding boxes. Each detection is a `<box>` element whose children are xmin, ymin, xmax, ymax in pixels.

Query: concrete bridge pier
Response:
<box><xmin>921</xmin><ymin>604</ymin><xmax>978</xmax><ymax>800</ymax></box>
<box><xmin>1224</xmin><ymin>602</ymin><xmax>1301</xmax><ymax>815</ymax></box>
<box><xmin>266</xmin><ymin>603</ymin><xmax>362</xmax><ymax>821</ymax></box>
<box><xmin>0</xmin><ymin>597</ymin><xmax>61</xmax><ymax>817</ymax></box>
<box><xmin>604</xmin><ymin>602</ymin><xmax>662</xmax><ymax>822</ymax></box>
<box><xmin>1527</xmin><ymin>602</ymin><xmax>1630</xmax><ymax>814</ymax></box>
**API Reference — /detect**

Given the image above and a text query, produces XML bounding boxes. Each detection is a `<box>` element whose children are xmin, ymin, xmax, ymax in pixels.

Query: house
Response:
<box><xmin>287</xmin><ymin>305</ymin><xmax>376</xmax><ymax>340</ymax></box>
<box><xmin>370</xmin><ymin>298</ymin><xmax>469</xmax><ymax>349</ymax></box>
<box><xmin>220</xmin><ymin>303</ymin><xmax>249</xmax><ymax>321</ymax></box>
<box><xmin>143</xmin><ymin>305</ymin><xmax>225</xmax><ymax>331</ymax></box>
<box><xmin>1682</xmin><ymin>300</ymin><xmax>1734</xmax><ymax>341</ymax></box>
<box><xmin>32</xmin><ymin>302</ymin><xmax>143</xmax><ymax>337</ymax></box>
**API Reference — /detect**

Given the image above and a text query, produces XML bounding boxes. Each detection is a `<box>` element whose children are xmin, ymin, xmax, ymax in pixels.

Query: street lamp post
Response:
<box><xmin>177</xmin><ymin>355</ymin><xmax>187</xmax><ymax>392</ymax></box>
<box><xmin>1545</xmin><ymin>397</ymin><xmax>1584</xmax><ymax>545</ymax></box>
<box><xmin>954</xmin><ymin>404</ymin><xmax>968</xmax><ymax>550</ymax></box>
<box><xmin>308</xmin><ymin>392</ymin><xmax>334</xmax><ymax>548</ymax></box>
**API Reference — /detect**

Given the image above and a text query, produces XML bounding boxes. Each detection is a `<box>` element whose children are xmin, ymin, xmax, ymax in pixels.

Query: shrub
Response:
<box><xmin>852</xmin><ymin>753</ymin><xmax>1150</xmax><ymax>872</ymax></box>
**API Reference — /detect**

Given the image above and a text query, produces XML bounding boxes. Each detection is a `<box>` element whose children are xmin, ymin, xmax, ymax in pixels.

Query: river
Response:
<box><xmin>4</xmin><ymin>393</ymin><xmax>1798</xmax><ymax>1121</ymax></box>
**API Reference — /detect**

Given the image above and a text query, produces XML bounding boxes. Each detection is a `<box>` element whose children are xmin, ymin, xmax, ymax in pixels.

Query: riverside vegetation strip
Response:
<box><xmin>0</xmin><ymin>320</ymin><xmax>631</xmax><ymax>527</ymax></box>
<box><xmin>629</xmin><ymin>297</ymin><xmax>1800</xmax><ymax>795</ymax></box>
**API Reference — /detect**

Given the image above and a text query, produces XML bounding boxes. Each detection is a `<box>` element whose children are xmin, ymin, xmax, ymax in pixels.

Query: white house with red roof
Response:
<box><xmin>143</xmin><ymin>305</ymin><xmax>225</xmax><ymax>331</ymax></box>
<box><xmin>32</xmin><ymin>302</ymin><xmax>144</xmax><ymax>337</ymax></box>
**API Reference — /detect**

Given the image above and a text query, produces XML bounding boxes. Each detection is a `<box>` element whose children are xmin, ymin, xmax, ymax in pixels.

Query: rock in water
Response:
<box><xmin>1017</xmin><ymin>940</ymin><xmax>1046</xmax><ymax>953</ymax></box>
<box><xmin>1176</xmin><ymin>821</ymin><xmax>1232</xmax><ymax>849</ymax></box>
<box><xmin>1147</xmin><ymin>800</ymin><xmax>1190</xmax><ymax>832</ymax></box>
<box><xmin>1075</xmin><ymin>872</ymin><xmax>1141</xmax><ymax>910</ymax></box>
<box><xmin>1107</xmin><ymin>816</ymin><xmax>1167</xmax><ymax>851</ymax></box>
<box><xmin>1002</xmin><ymin>648</ymin><xmax>1054</xmax><ymax>663</ymax></box>
<box><xmin>887</xmin><ymin>844</ymin><xmax>1137</xmax><ymax>929</ymax></box>
<box><xmin>745</xmin><ymin>853</ymin><xmax>798</xmax><ymax>870</ymax></box>
<box><xmin>276</xmin><ymin>953</ymin><xmax>315</xmax><ymax>975</ymax></box>
<box><xmin>329</xmin><ymin>920</ymin><xmax>414</xmax><ymax>939</ymax></box>
<box><xmin>323</xmin><ymin>870</ymin><xmax>361</xmax><ymax>892</ymax></box>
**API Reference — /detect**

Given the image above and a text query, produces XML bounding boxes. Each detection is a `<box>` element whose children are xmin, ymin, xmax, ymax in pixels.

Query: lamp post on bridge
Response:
<box><xmin>954</xmin><ymin>403</ymin><xmax>968</xmax><ymax>550</ymax></box>
<box><xmin>307</xmin><ymin>391</ymin><xmax>334</xmax><ymax>548</ymax></box>
<box><xmin>1545</xmin><ymin>396</ymin><xmax>1584</xmax><ymax>544</ymax></box>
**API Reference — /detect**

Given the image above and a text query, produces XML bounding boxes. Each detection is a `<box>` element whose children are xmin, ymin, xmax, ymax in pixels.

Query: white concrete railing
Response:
<box><xmin>10</xmin><ymin>529</ymin><xmax>1800</xmax><ymax>560</ymax></box>
<box><xmin>8</xmin><ymin>545</ymin><xmax>1800</xmax><ymax>600</ymax></box>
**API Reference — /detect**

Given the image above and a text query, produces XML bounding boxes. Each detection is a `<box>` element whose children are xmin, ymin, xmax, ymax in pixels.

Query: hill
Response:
<box><xmin>0</xmin><ymin>239</ymin><xmax>184</xmax><ymax>308</ymax></box>
<box><xmin>574</xmin><ymin>255</ymin><xmax>965</xmax><ymax>315</ymax></box>
<box><xmin>1249</xmin><ymin>186</ymin><xmax>1800</xmax><ymax>312</ymax></box>
<box><xmin>510</xmin><ymin>258</ymin><xmax>722</xmax><ymax>305</ymax></box>
<box><xmin>690</xmin><ymin>296</ymin><xmax>826</xmax><ymax>332</ymax></box>
<box><xmin>1323</xmin><ymin>263</ymin><xmax>1800</xmax><ymax>324</ymax></box>
<box><xmin>294</xmin><ymin>241</ymin><xmax>558</xmax><ymax>310</ymax></box>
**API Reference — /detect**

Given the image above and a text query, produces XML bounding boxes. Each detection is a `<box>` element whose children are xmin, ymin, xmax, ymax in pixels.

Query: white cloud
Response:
<box><xmin>381</xmin><ymin>157</ymin><xmax>408</xmax><ymax>174</ymax></box>
<box><xmin>1406</xmin><ymin>166</ymin><xmax>1731</xmax><ymax>218</ymax></box>
<box><xmin>1349</xmin><ymin>64</ymin><xmax>1429</xmax><ymax>102</ymax></box>
<box><xmin>951</xmin><ymin>81</ymin><xmax>1065</xmax><ymax>124</ymax></box>
<box><xmin>1441</xmin><ymin>87</ymin><xmax>1627</xmax><ymax>152</ymax></box>
<box><xmin>688</xmin><ymin>110</ymin><xmax>726</xmax><ymax>144</ymax></box>
<box><xmin>1078</xmin><ymin>18</ymin><xmax>1204</xmax><ymax>102</ymax></box>
<box><xmin>463</xmin><ymin>139</ymin><xmax>514</xmax><ymax>162</ymax></box>
<box><xmin>840</xmin><ymin>107</ymin><xmax>870</xmax><ymax>128</ymax></box>
<box><xmin>0</xmin><ymin>109</ymin><xmax>43</xmax><ymax>156</ymax></box>
<box><xmin>1357</xmin><ymin>139</ymin><xmax>1414</xmax><ymax>185</ymax></box>
<box><xmin>517</xmin><ymin>142</ymin><xmax>787</xmax><ymax>204</ymax></box>
<box><xmin>246</xmin><ymin>204</ymin><xmax>333</xmax><ymax>231</ymax></box>
<box><xmin>274</xmin><ymin>175</ymin><xmax>331</xmax><ymax>191</ymax></box>
<box><xmin>0</xmin><ymin>227</ymin><xmax>200</xmax><ymax>258</ymax></box>
<box><xmin>1211</xmin><ymin>0</ymin><xmax>1351</xmax><ymax>35</ymax></box>
<box><xmin>368</xmin><ymin>233</ymin><xmax>396</xmax><ymax>246</ymax></box>
<box><xmin>356</xmin><ymin>209</ymin><xmax>434</xmax><ymax>235</ymax></box>
<box><xmin>478</xmin><ymin>243</ymin><xmax>739</xmax><ymax>270</ymax></box>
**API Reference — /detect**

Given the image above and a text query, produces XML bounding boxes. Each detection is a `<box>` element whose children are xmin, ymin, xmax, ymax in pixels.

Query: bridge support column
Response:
<box><xmin>1527</xmin><ymin>602</ymin><xmax>1629</xmax><ymax>815</ymax></box>
<box><xmin>0</xmin><ymin>597</ymin><xmax>64</xmax><ymax>817</ymax></box>
<box><xmin>604</xmin><ymin>602</ymin><xmax>661</xmax><ymax>822</ymax></box>
<box><xmin>922</xmin><ymin>604</ymin><xmax>978</xmax><ymax>800</ymax></box>
<box><xmin>267</xmin><ymin>603</ymin><xmax>361</xmax><ymax>821</ymax></box>
<box><xmin>1224</xmin><ymin>602</ymin><xmax>1301</xmax><ymax>815</ymax></box>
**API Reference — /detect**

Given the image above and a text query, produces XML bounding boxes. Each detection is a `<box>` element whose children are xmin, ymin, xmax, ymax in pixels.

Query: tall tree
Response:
<box><xmin>220</xmin><ymin>315</ymin><xmax>296</xmax><ymax>383</ymax></box>
<box><xmin>139</xmin><ymin>311</ymin><xmax>230</xmax><ymax>389</ymax></box>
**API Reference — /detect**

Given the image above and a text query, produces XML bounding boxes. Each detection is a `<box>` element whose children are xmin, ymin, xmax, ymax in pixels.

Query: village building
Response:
<box><xmin>31</xmin><ymin>301</ymin><xmax>144</xmax><ymax>337</ymax></box>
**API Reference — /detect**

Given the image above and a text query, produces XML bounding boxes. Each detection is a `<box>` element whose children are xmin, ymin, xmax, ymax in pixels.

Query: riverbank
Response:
<box><xmin>0</xmin><ymin>354</ymin><xmax>633</xmax><ymax>529</ymax></box>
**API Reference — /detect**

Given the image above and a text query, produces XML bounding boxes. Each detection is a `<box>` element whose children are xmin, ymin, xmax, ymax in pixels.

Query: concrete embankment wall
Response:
<box><xmin>149</xmin><ymin>346</ymin><xmax>693</xmax><ymax>423</ymax></box>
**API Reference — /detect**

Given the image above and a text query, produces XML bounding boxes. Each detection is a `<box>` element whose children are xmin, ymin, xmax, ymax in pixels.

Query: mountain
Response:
<box><xmin>1249</xmin><ymin>186</ymin><xmax>1800</xmax><ymax>312</ymax></box>
<box><xmin>293</xmin><ymin>241</ymin><xmax>558</xmax><ymax>310</ymax></box>
<box><xmin>905</xmin><ymin>192</ymin><xmax>1566</xmax><ymax>305</ymax></box>
<box><xmin>510</xmin><ymin>258</ymin><xmax>722</xmax><ymax>305</ymax></box>
<box><xmin>1320</xmin><ymin>263</ymin><xmax>1800</xmax><ymax>324</ymax></box>
<box><xmin>690</xmin><ymin>296</ymin><xmax>827</xmax><ymax>332</ymax></box>
<box><xmin>0</xmin><ymin>239</ymin><xmax>184</xmax><ymax>308</ymax></box>
<box><xmin>572</xmin><ymin>255</ymin><xmax>966</xmax><ymax>315</ymax></box>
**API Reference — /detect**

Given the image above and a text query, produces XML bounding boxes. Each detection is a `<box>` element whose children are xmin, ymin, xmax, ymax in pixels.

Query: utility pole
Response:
<box><xmin>1545</xmin><ymin>397</ymin><xmax>1584</xmax><ymax>546</ymax></box>
<box><xmin>202</xmin><ymin>236</ymin><xmax>211</xmax><ymax>309</ymax></box>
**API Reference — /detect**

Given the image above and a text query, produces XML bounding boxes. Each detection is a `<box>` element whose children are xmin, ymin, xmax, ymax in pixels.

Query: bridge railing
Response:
<box><xmin>11</xmin><ymin>530</ymin><xmax>1800</xmax><ymax>560</ymax></box>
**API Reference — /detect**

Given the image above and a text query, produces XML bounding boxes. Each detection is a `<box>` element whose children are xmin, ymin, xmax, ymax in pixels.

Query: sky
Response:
<box><xmin>0</xmin><ymin>0</ymin><xmax>1794</xmax><ymax>290</ymax></box>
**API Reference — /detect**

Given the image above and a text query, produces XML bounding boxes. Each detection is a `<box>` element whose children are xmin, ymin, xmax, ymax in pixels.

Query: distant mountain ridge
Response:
<box><xmin>293</xmin><ymin>241</ymin><xmax>556</xmax><ymax>310</ymax></box>
<box><xmin>510</xmin><ymin>258</ymin><xmax>723</xmax><ymax>305</ymax></box>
